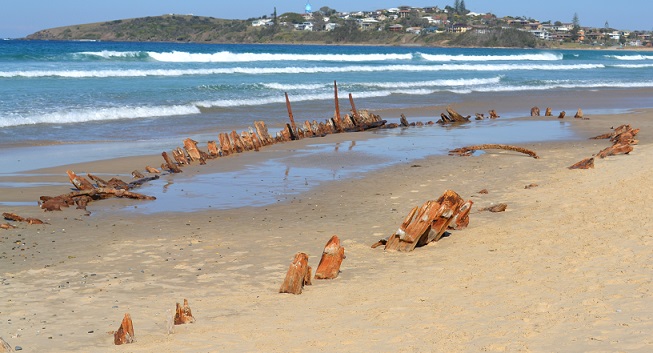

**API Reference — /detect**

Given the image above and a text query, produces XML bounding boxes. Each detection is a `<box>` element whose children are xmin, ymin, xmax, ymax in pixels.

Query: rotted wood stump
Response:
<box><xmin>183</xmin><ymin>138</ymin><xmax>202</xmax><ymax>161</ymax></box>
<box><xmin>378</xmin><ymin>190</ymin><xmax>472</xmax><ymax>252</ymax></box>
<box><xmin>279</xmin><ymin>252</ymin><xmax>312</xmax><ymax>294</ymax></box>
<box><xmin>66</xmin><ymin>170</ymin><xmax>94</xmax><ymax>190</ymax></box>
<box><xmin>569</xmin><ymin>157</ymin><xmax>595</xmax><ymax>169</ymax></box>
<box><xmin>114</xmin><ymin>313</ymin><xmax>134</xmax><ymax>345</ymax></box>
<box><xmin>174</xmin><ymin>299</ymin><xmax>195</xmax><ymax>325</ymax></box>
<box><xmin>315</xmin><ymin>235</ymin><xmax>346</xmax><ymax>280</ymax></box>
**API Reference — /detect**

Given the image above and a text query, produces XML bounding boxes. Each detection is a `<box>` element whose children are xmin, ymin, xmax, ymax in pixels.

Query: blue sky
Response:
<box><xmin>1</xmin><ymin>0</ymin><xmax>651</xmax><ymax>38</ymax></box>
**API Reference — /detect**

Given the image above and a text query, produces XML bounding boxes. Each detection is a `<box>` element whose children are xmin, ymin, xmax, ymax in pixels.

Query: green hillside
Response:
<box><xmin>25</xmin><ymin>14</ymin><xmax>544</xmax><ymax>47</ymax></box>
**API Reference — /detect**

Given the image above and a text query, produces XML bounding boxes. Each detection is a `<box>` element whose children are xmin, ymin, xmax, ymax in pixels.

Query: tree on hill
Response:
<box><xmin>570</xmin><ymin>12</ymin><xmax>581</xmax><ymax>42</ymax></box>
<box><xmin>280</xmin><ymin>12</ymin><xmax>305</xmax><ymax>24</ymax></box>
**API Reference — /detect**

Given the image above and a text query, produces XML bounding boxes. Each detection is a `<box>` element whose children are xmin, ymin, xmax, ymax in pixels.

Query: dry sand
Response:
<box><xmin>1</xmin><ymin>110</ymin><xmax>652</xmax><ymax>352</ymax></box>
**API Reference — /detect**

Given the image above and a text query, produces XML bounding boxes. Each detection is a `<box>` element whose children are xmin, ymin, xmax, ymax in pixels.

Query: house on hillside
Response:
<box><xmin>359</xmin><ymin>18</ymin><xmax>380</xmax><ymax>31</ymax></box>
<box><xmin>252</xmin><ymin>19</ymin><xmax>273</xmax><ymax>27</ymax></box>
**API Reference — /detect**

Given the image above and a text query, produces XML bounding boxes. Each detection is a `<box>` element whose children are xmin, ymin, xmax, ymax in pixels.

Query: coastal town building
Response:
<box><xmin>258</xmin><ymin>3</ymin><xmax>651</xmax><ymax>47</ymax></box>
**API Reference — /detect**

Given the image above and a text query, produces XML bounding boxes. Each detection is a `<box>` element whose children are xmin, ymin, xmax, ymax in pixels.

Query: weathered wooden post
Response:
<box><xmin>285</xmin><ymin>92</ymin><xmax>298</xmax><ymax>140</ymax></box>
<box><xmin>174</xmin><ymin>299</ymin><xmax>195</xmax><ymax>325</ymax></box>
<box><xmin>279</xmin><ymin>252</ymin><xmax>312</xmax><ymax>294</ymax></box>
<box><xmin>348</xmin><ymin>93</ymin><xmax>361</xmax><ymax>125</ymax></box>
<box><xmin>114</xmin><ymin>313</ymin><xmax>134</xmax><ymax>345</ymax></box>
<box><xmin>315</xmin><ymin>235</ymin><xmax>346</xmax><ymax>279</ymax></box>
<box><xmin>333</xmin><ymin>81</ymin><xmax>343</xmax><ymax>132</ymax></box>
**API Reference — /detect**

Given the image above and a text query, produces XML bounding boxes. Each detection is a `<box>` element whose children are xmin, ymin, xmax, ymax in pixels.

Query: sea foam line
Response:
<box><xmin>0</xmin><ymin>63</ymin><xmax>605</xmax><ymax>78</ymax></box>
<box><xmin>605</xmin><ymin>54</ymin><xmax>653</xmax><ymax>61</ymax></box>
<box><xmin>418</xmin><ymin>52</ymin><xmax>562</xmax><ymax>61</ymax></box>
<box><xmin>79</xmin><ymin>50</ymin><xmax>566</xmax><ymax>63</ymax></box>
<box><xmin>146</xmin><ymin>51</ymin><xmax>414</xmax><ymax>62</ymax></box>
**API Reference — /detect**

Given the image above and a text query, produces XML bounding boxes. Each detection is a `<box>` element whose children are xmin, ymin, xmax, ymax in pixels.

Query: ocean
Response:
<box><xmin>1</xmin><ymin>40</ymin><xmax>652</xmax><ymax>211</ymax></box>
<box><xmin>2</xmin><ymin>40</ymin><xmax>653</xmax><ymax>144</ymax></box>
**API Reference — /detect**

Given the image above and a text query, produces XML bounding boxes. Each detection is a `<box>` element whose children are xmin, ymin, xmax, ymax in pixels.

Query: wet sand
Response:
<box><xmin>1</xmin><ymin>106</ymin><xmax>652</xmax><ymax>352</ymax></box>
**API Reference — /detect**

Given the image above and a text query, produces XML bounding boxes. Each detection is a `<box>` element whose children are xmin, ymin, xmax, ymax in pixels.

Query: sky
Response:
<box><xmin>1</xmin><ymin>0</ymin><xmax>651</xmax><ymax>38</ymax></box>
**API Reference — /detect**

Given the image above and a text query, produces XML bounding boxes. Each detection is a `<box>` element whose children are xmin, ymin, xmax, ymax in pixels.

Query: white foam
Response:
<box><xmin>77</xmin><ymin>50</ymin><xmax>144</xmax><ymax>59</ymax></box>
<box><xmin>605</xmin><ymin>54</ymin><xmax>653</xmax><ymax>61</ymax></box>
<box><xmin>147</xmin><ymin>51</ymin><xmax>413</xmax><ymax>62</ymax></box>
<box><xmin>0</xmin><ymin>104</ymin><xmax>200</xmax><ymax>128</ymax></box>
<box><xmin>358</xmin><ymin>77</ymin><xmax>502</xmax><ymax>89</ymax></box>
<box><xmin>419</xmin><ymin>52</ymin><xmax>562</xmax><ymax>61</ymax></box>
<box><xmin>0</xmin><ymin>63</ymin><xmax>605</xmax><ymax>78</ymax></box>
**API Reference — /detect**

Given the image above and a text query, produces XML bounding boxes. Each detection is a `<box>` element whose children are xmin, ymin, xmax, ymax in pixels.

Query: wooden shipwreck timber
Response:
<box><xmin>26</xmin><ymin>79</ymin><xmax>611</xmax><ymax>214</ymax></box>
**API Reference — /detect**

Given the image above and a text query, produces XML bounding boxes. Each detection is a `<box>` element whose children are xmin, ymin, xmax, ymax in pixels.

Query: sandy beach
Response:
<box><xmin>1</xmin><ymin>105</ymin><xmax>652</xmax><ymax>352</ymax></box>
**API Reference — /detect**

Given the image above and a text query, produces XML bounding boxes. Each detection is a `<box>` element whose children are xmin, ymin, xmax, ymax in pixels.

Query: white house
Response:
<box><xmin>252</xmin><ymin>19</ymin><xmax>273</xmax><ymax>27</ymax></box>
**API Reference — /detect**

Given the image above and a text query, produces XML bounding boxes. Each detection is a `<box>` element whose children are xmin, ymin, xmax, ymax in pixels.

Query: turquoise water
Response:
<box><xmin>1</xmin><ymin>41</ymin><xmax>651</xmax><ymax>211</ymax></box>
<box><xmin>1</xmin><ymin>40</ymin><xmax>652</xmax><ymax>146</ymax></box>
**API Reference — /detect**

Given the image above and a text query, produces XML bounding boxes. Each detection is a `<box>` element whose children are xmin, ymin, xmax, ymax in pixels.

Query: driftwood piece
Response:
<box><xmin>1</xmin><ymin>223</ymin><xmax>17</xmax><ymax>230</ymax></box>
<box><xmin>545</xmin><ymin>107</ymin><xmax>553</xmax><ymax>116</ymax></box>
<box><xmin>106</xmin><ymin>178</ymin><xmax>129</xmax><ymax>190</ymax></box>
<box><xmin>590</xmin><ymin>132</ymin><xmax>613</xmax><ymax>140</ymax></box>
<box><xmin>574</xmin><ymin>108</ymin><xmax>584</xmax><ymax>119</ymax></box>
<box><xmin>315</xmin><ymin>235</ymin><xmax>346</xmax><ymax>280</ymax></box>
<box><xmin>66</xmin><ymin>170</ymin><xmax>94</xmax><ymax>190</ymax></box>
<box><xmin>128</xmin><ymin>175</ymin><xmax>159</xmax><ymax>189</ymax></box>
<box><xmin>174</xmin><ymin>299</ymin><xmax>195</xmax><ymax>325</ymax></box>
<box><xmin>131</xmin><ymin>170</ymin><xmax>144</xmax><ymax>179</ymax></box>
<box><xmin>332</xmin><ymin>81</ymin><xmax>343</xmax><ymax>132</ymax></box>
<box><xmin>449</xmin><ymin>144</ymin><xmax>540</xmax><ymax>159</ymax></box>
<box><xmin>207</xmin><ymin>141</ymin><xmax>220</xmax><ymax>157</ymax></box>
<box><xmin>162</xmin><ymin>152</ymin><xmax>182</xmax><ymax>173</ymax></box>
<box><xmin>285</xmin><ymin>92</ymin><xmax>298</xmax><ymax>138</ymax></box>
<box><xmin>383</xmin><ymin>200</ymin><xmax>441</xmax><ymax>251</ymax></box>
<box><xmin>0</xmin><ymin>337</ymin><xmax>12</xmax><ymax>352</ymax></box>
<box><xmin>569</xmin><ymin>157</ymin><xmax>595</xmax><ymax>169</ymax></box>
<box><xmin>249</xmin><ymin>127</ymin><xmax>263</xmax><ymax>150</ymax></box>
<box><xmin>279</xmin><ymin>252</ymin><xmax>312</xmax><ymax>295</ymax></box>
<box><xmin>596</xmin><ymin>144</ymin><xmax>633</xmax><ymax>159</ymax></box>
<box><xmin>87</xmin><ymin>173</ymin><xmax>108</xmax><ymax>187</ymax></box>
<box><xmin>218</xmin><ymin>133</ymin><xmax>233</xmax><ymax>155</ymax></box>
<box><xmin>183</xmin><ymin>138</ymin><xmax>202</xmax><ymax>161</ymax></box>
<box><xmin>145</xmin><ymin>166</ymin><xmax>161</xmax><ymax>174</ymax></box>
<box><xmin>39</xmin><ymin>196</ymin><xmax>73</xmax><ymax>211</ymax></box>
<box><xmin>400</xmin><ymin>114</ymin><xmax>409</xmax><ymax>127</ymax></box>
<box><xmin>254</xmin><ymin>121</ymin><xmax>273</xmax><ymax>146</ymax></box>
<box><xmin>230</xmin><ymin>131</ymin><xmax>245</xmax><ymax>153</ymax></box>
<box><xmin>480</xmin><ymin>203</ymin><xmax>508</xmax><ymax>212</ymax></box>
<box><xmin>557</xmin><ymin>111</ymin><xmax>566</xmax><ymax>119</ymax></box>
<box><xmin>349</xmin><ymin>93</ymin><xmax>361</xmax><ymax>125</ymax></box>
<box><xmin>384</xmin><ymin>192</ymin><xmax>463</xmax><ymax>252</ymax></box>
<box><xmin>525</xmin><ymin>183</ymin><xmax>539</xmax><ymax>189</ymax></box>
<box><xmin>438</xmin><ymin>107</ymin><xmax>471</xmax><ymax>124</ymax></box>
<box><xmin>172</xmin><ymin>147</ymin><xmax>188</xmax><ymax>165</ymax></box>
<box><xmin>531</xmin><ymin>107</ymin><xmax>540</xmax><ymax>116</ymax></box>
<box><xmin>430</xmin><ymin>190</ymin><xmax>466</xmax><ymax>241</ymax></box>
<box><xmin>3</xmin><ymin>212</ymin><xmax>45</xmax><ymax>225</ymax></box>
<box><xmin>114</xmin><ymin>313</ymin><xmax>134</xmax><ymax>345</ymax></box>
<box><xmin>450</xmin><ymin>199</ymin><xmax>473</xmax><ymax>230</ymax></box>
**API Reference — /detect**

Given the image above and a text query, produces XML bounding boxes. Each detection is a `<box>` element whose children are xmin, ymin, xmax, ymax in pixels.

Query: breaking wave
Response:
<box><xmin>0</xmin><ymin>63</ymin><xmax>605</xmax><ymax>78</ymax></box>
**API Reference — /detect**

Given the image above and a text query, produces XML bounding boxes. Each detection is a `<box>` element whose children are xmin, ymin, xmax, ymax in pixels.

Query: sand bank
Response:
<box><xmin>1</xmin><ymin>109</ymin><xmax>652</xmax><ymax>352</ymax></box>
